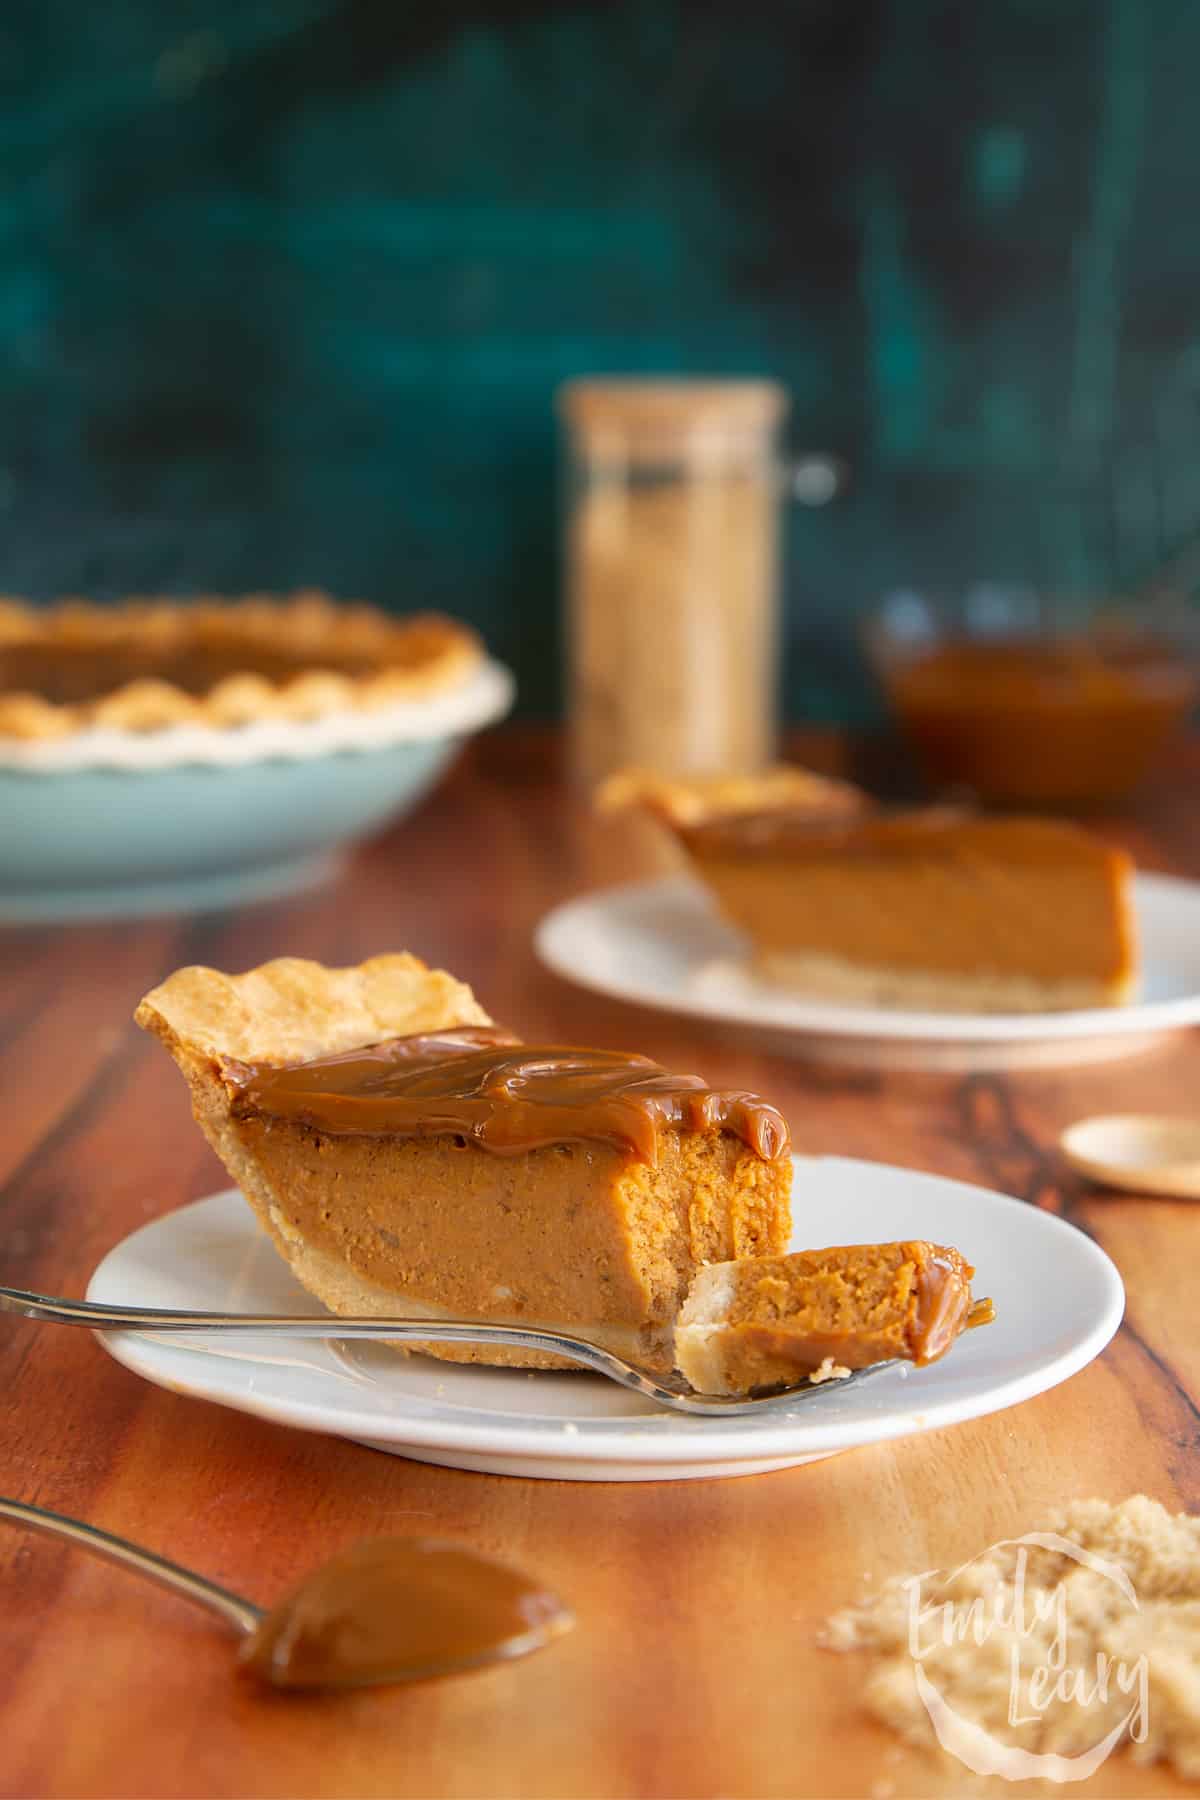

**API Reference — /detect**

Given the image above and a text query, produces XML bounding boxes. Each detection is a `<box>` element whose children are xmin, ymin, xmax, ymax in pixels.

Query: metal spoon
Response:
<box><xmin>0</xmin><ymin>1284</ymin><xmax>897</xmax><ymax>1415</ymax></box>
<box><xmin>0</xmin><ymin>1497</ymin><xmax>572</xmax><ymax>1689</ymax></box>
<box><xmin>1060</xmin><ymin>1113</ymin><xmax>1200</xmax><ymax>1199</ymax></box>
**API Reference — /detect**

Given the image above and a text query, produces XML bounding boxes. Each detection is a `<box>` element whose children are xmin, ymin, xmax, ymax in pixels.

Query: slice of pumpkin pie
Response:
<box><xmin>603</xmin><ymin>768</ymin><xmax>1138</xmax><ymax>1013</ymax></box>
<box><xmin>677</xmin><ymin>809</ymin><xmax>1138</xmax><ymax>1013</ymax></box>
<box><xmin>135</xmin><ymin>954</ymin><xmax>793</xmax><ymax>1371</ymax></box>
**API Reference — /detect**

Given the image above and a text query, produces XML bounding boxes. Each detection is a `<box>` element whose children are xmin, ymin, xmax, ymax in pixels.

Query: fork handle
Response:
<box><xmin>0</xmin><ymin>1284</ymin><xmax>653</xmax><ymax>1390</ymax></box>
<box><xmin>0</xmin><ymin>1283</ymin><xmax>890</xmax><ymax>1414</ymax></box>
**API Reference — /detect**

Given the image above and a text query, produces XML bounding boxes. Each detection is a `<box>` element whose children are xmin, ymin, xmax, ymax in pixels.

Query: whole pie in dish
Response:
<box><xmin>675</xmin><ymin>1241</ymin><xmax>993</xmax><ymax>1396</ymax></box>
<box><xmin>136</xmin><ymin>954</ymin><xmax>794</xmax><ymax>1371</ymax></box>
<box><xmin>0</xmin><ymin>592</ymin><xmax>483</xmax><ymax>740</ymax></box>
<box><xmin>607</xmin><ymin>770</ymin><xmax>1139</xmax><ymax>1013</ymax></box>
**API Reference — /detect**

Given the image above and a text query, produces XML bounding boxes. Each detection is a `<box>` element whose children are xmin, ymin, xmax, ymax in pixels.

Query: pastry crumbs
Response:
<box><xmin>821</xmin><ymin>1495</ymin><xmax>1200</xmax><ymax>1781</ymax></box>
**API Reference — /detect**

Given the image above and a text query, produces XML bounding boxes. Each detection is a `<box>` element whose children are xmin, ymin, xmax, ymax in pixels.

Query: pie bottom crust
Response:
<box><xmin>673</xmin><ymin>1264</ymin><xmax>741</xmax><ymax>1394</ymax></box>
<box><xmin>758</xmin><ymin>949</ymin><xmax>1137</xmax><ymax>1014</ymax></box>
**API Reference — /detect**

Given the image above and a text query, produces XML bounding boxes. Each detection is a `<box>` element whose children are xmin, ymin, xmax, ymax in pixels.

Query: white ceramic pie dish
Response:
<box><xmin>0</xmin><ymin>659</ymin><xmax>514</xmax><ymax>922</ymax></box>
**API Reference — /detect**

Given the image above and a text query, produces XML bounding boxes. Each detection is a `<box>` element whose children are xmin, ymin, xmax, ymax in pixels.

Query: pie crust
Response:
<box><xmin>596</xmin><ymin>763</ymin><xmax>866</xmax><ymax>826</ymax></box>
<box><xmin>136</xmin><ymin>952</ymin><xmax>493</xmax><ymax>1067</ymax></box>
<box><xmin>0</xmin><ymin>592</ymin><xmax>483</xmax><ymax>740</ymax></box>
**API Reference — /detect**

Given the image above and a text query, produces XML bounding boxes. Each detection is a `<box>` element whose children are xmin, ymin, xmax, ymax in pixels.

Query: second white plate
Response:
<box><xmin>87</xmin><ymin>1160</ymin><xmax>1123</xmax><ymax>1482</ymax></box>
<box><xmin>534</xmin><ymin>872</ymin><xmax>1200</xmax><ymax>1070</ymax></box>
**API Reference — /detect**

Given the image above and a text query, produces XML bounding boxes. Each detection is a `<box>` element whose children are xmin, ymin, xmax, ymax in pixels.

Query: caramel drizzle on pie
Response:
<box><xmin>227</xmin><ymin>1028</ymin><xmax>791</xmax><ymax>1165</ymax></box>
<box><xmin>907</xmin><ymin>1246</ymin><xmax>981</xmax><ymax>1364</ymax></box>
<box><xmin>676</xmin><ymin>805</ymin><xmax>1127</xmax><ymax>865</ymax></box>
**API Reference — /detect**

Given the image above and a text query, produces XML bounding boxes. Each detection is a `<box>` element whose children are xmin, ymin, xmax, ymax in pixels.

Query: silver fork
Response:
<box><xmin>0</xmin><ymin>1284</ymin><xmax>898</xmax><ymax>1417</ymax></box>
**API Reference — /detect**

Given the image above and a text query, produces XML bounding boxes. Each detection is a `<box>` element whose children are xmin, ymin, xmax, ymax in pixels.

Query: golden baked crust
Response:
<box><xmin>596</xmin><ymin>763</ymin><xmax>866</xmax><ymax>827</ymax></box>
<box><xmin>136</xmin><ymin>954</ymin><xmax>523</xmax><ymax>1361</ymax></box>
<box><xmin>135</xmin><ymin>953</ymin><xmax>492</xmax><ymax>1067</ymax></box>
<box><xmin>0</xmin><ymin>592</ymin><xmax>483</xmax><ymax>740</ymax></box>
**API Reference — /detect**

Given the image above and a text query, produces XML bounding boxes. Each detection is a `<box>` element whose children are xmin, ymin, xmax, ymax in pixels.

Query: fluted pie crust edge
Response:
<box><xmin>0</xmin><ymin>592</ymin><xmax>483</xmax><ymax>739</ymax></box>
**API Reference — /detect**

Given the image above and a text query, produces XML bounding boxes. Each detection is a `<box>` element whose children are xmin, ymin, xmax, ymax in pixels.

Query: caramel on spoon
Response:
<box><xmin>0</xmin><ymin>1498</ymin><xmax>572</xmax><ymax>1689</ymax></box>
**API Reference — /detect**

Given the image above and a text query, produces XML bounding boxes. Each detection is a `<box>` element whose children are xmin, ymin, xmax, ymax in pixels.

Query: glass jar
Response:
<box><xmin>865</xmin><ymin>587</ymin><xmax>1199</xmax><ymax>807</ymax></box>
<box><xmin>559</xmin><ymin>380</ymin><xmax>791</xmax><ymax>785</ymax></box>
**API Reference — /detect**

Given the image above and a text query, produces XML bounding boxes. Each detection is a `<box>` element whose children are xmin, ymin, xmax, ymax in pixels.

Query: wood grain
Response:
<box><xmin>3</xmin><ymin>728</ymin><xmax>1199</xmax><ymax>1800</ymax></box>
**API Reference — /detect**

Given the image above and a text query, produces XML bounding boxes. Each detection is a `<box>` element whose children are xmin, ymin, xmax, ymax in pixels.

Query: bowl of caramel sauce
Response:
<box><xmin>867</xmin><ymin>598</ymin><xmax>1198</xmax><ymax>808</ymax></box>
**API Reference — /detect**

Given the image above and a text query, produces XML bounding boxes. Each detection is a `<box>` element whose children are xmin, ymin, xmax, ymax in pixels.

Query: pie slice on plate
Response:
<box><xmin>605</xmin><ymin>769</ymin><xmax>1138</xmax><ymax>1014</ymax></box>
<box><xmin>136</xmin><ymin>954</ymin><xmax>793</xmax><ymax>1370</ymax></box>
<box><xmin>677</xmin><ymin>809</ymin><xmax>1139</xmax><ymax>1013</ymax></box>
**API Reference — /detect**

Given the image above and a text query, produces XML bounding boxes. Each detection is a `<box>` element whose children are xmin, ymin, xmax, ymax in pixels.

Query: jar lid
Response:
<box><xmin>558</xmin><ymin>379</ymin><xmax>788</xmax><ymax>458</ymax></box>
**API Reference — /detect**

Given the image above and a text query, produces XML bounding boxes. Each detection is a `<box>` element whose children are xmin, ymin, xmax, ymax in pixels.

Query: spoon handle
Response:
<box><xmin>0</xmin><ymin>1497</ymin><xmax>261</xmax><ymax>1637</ymax></box>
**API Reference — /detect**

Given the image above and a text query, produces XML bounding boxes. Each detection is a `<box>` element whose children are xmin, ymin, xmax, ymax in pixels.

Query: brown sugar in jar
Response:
<box><xmin>559</xmin><ymin>381</ymin><xmax>788</xmax><ymax>785</ymax></box>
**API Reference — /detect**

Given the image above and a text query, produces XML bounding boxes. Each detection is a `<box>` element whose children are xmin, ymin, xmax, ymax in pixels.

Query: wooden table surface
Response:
<box><xmin>4</xmin><ymin>729</ymin><xmax>1200</xmax><ymax>1800</ymax></box>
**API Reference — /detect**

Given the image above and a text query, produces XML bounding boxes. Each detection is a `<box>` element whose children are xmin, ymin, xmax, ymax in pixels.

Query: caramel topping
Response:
<box><xmin>882</xmin><ymin>635</ymin><xmax>1197</xmax><ymax>807</ymax></box>
<box><xmin>228</xmin><ymin>1028</ymin><xmax>790</xmax><ymax>1165</ymax></box>
<box><xmin>678</xmin><ymin>804</ymin><xmax>944</xmax><ymax>859</ymax></box>
<box><xmin>239</xmin><ymin>1538</ymin><xmax>571</xmax><ymax>1690</ymax></box>
<box><xmin>678</xmin><ymin>806</ymin><xmax>1129</xmax><ymax>867</ymax></box>
<box><xmin>908</xmin><ymin>1244</ymin><xmax>978</xmax><ymax>1364</ymax></box>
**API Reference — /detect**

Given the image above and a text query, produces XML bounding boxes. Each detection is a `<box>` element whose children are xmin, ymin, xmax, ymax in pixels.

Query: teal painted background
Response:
<box><xmin>3</xmin><ymin>0</ymin><xmax>1197</xmax><ymax>717</ymax></box>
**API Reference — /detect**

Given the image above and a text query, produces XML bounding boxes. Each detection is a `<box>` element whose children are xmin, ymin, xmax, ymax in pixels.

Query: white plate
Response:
<box><xmin>87</xmin><ymin>1162</ymin><xmax>1123</xmax><ymax>1482</ymax></box>
<box><xmin>534</xmin><ymin>872</ymin><xmax>1200</xmax><ymax>1070</ymax></box>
